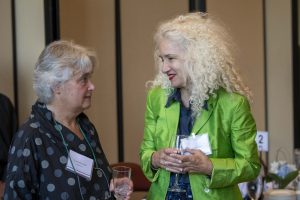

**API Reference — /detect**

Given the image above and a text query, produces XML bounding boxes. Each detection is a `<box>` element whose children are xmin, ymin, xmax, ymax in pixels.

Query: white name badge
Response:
<box><xmin>66</xmin><ymin>149</ymin><xmax>94</xmax><ymax>180</ymax></box>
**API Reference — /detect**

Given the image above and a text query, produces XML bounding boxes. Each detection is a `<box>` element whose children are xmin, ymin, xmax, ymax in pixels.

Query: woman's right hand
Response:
<box><xmin>151</xmin><ymin>148</ymin><xmax>183</xmax><ymax>173</ymax></box>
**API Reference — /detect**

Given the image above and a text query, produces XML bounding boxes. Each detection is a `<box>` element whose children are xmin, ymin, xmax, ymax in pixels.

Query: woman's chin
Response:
<box><xmin>82</xmin><ymin>101</ymin><xmax>92</xmax><ymax>110</ymax></box>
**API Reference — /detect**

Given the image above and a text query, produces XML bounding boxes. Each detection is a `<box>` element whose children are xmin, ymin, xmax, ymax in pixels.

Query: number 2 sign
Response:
<box><xmin>255</xmin><ymin>131</ymin><xmax>268</xmax><ymax>152</ymax></box>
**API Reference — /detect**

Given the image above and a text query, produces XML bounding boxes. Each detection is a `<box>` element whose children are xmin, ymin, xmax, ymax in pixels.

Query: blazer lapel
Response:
<box><xmin>192</xmin><ymin>95</ymin><xmax>218</xmax><ymax>134</ymax></box>
<box><xmin>165</xmin><ymin>102</ymin><xmax>180</xmax><ymax>147</ymax></box>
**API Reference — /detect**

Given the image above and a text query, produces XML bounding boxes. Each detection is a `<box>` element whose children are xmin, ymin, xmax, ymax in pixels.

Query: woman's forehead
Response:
<box><xmin>158</xmin><ymin>39</ymin><xmax>185</xmax><ymax>56</ymax></box>
<box><xmin>72</xmin><ymin>68</ymin><xmax>93</xmax><ymax>77</ymax></box>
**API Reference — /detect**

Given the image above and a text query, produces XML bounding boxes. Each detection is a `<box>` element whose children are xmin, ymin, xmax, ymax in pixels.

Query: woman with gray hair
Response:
<box><xmin>4</xmin><ymin>40</ymin><xmax>132</xmax><ymax>200</ymax></box>
<box><xmin>140</xmin><ymin>12</ymin><xmax>260</xmax><ymax>199</ymax></box>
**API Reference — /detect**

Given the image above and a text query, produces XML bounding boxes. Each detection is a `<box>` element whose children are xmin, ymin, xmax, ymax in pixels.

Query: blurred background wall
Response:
<box><xmin>0</xmin><ymin>0</ymin><xmax>295</xmax><ymax>166</ymax></box>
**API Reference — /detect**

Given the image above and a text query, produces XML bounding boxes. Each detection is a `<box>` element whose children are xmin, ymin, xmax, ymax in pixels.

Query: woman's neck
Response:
<box><xmin>46</xmin><ymin>104</ymin><xmax>84</xmax><ymax>140</ymax></box>
<box><xmin>180</xmin><ymin>88</ymin><xmax>190</xmax><ymax>108</ymax></box>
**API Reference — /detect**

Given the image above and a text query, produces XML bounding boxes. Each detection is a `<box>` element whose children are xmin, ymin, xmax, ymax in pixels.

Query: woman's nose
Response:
<box><xmin>88</xmin><ymin>80</ymin><xmax>95</xmax><ymax>90</ymax></box>
<box><xmin>161</xmin><ymin>61</ymin><xmax>170</xmax><ymax>73</ymax></box>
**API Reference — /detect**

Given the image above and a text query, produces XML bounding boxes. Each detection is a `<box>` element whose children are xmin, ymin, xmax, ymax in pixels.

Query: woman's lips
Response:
<box><xmin>168</xmin><ymin>74</ymin><xmax>175</xmax><ymax>80</ymax></box>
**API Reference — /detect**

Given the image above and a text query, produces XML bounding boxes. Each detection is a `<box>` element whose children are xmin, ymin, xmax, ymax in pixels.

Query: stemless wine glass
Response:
<box><xmin>295</xmin><ymin>148</ymin><xmax>300</xmax><ymax>188</ymax></box>
<box><xmin>294</xmin><ymin>148</ymin><xmax>300</xmax><ymax>170</ymax></box>
<box><xmin>168</xmin><ymin>134</ymin><xmax>189</xmax><ymax>195</ymax></box>
<box><xmin>112</xmin><ymin>166</ymin><xmax>131</xmax><ymax>200</ymax></box>
<box><xmin>246</xmin><ymin>174</ymin><xmax>263</xmax><ymax>200</ymax></box>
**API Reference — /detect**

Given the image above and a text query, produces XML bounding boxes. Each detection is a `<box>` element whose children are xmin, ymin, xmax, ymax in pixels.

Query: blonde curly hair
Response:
<box><xmin>148</xmin><ymin>12</ymin><xmax>252</xmax><ymax>115</ymax></box>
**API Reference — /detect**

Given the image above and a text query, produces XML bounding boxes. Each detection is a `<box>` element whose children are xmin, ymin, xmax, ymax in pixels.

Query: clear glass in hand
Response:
<box><xmin>168</xmin><ymin>134</ymin><xmax>188</xmax><ymax>194</ymax></box>
<box><xmin>112</xmin><ymin>166</ymin><xmax>131</xmax><ymax>200</ymax></box>
<box><xmin>246</xmin><ymin>174</ymin><xmax>263</xmax><ymax>200</ymax></box>
<box><xmin>294</xmin><ymin>148</ymin><xmax>300</xmax><ymax>170</ymax></box>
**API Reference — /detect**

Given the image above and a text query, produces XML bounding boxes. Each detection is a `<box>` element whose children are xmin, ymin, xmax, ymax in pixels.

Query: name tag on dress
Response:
<box><xmin>66</xmin><ymin>149</ymin><xmax>94</xmax><ymax>180</ymax></box>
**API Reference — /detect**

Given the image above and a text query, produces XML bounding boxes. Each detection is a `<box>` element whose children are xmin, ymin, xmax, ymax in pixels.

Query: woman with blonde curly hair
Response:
<box><xmin>140</xmin><ymin>12</ymin><xmax>260</xmax><ymax>199</ymax></box>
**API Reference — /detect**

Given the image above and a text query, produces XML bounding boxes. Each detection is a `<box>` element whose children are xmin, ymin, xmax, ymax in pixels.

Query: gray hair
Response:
<box><xmin>33</xmin><ymin>40</ymin><xmax>96</xmax><ymax>103</ymax></box>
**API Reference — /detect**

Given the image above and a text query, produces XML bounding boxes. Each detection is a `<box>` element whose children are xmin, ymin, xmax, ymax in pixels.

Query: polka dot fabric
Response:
<box><xmin>3</xmin><ymin>101</ymin><xmax>114</xmax><ymax>200</ymax></box>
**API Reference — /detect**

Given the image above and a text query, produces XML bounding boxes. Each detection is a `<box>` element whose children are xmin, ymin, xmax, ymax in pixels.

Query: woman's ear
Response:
<box><xmin>52</xmin><ymin>84</ymin><xmax>61</xmax><ymax>95</ymax></box>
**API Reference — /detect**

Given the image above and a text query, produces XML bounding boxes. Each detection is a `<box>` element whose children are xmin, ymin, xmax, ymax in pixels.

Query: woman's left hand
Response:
<box><xmin>179</xmin><ymin>149</ymin><xmax>213</xmax><ymax>175</ymax></box>
<box><xmin>109</xmin><ymin>178</ymin><xmax>133</xmax><ymax>200</ymax></box>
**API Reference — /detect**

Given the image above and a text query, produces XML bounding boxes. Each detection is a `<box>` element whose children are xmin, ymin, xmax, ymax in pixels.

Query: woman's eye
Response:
<box><xmin>167</xmin><ymin>57</ymin><xmax>175</xmax><ymax>61</ymax></box>
<box><xmin>80</xmin><ymin>76</ymin><xmax>90</xmax><ymax>84</ymax></box>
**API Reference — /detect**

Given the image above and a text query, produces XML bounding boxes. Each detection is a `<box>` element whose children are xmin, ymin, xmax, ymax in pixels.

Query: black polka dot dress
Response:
<box><xmin>3</xmin><ymin>101</ymin><xmax>115</xmax><ymax>200</ymax></box>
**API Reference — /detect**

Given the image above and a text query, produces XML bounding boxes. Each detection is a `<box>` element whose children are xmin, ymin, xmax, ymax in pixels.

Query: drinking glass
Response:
<box><xmin>168</xmin><ymin>134</ymin><xmax>188</xmax><ymax>194</ymax></box>
<box><xmin>295</xmin><ymin>148</ymin><xmax>300</xmax><ymax>186</ymax></box>
<box><xmin>294</xmin><ymin>148</ymin><xmax>300</xmax><ymax>170</ymax></box>
<box><xmin>247</xmin><ymin>174</ymin><xmax>263</xmax><ymax>200</ymax></box>
<box><xmin>112</xmin><ymin>166</ymin><xmax>131</xmax><ymax>200</ymax></box>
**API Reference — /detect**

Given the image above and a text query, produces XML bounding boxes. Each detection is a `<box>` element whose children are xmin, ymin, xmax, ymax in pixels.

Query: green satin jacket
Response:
<box><xmin>139</xmin><ymin>87</ymin><xmax>261</xmax><ymax>200</ymax></box>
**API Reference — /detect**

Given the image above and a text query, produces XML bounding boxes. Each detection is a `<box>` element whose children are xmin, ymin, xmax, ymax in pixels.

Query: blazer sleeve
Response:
<box><xmin>139</xmin><ymin>89</ymin><xmax>160</xmax><ymax>182</ymax></box>
<box><xmin>208</xmin><ymin>96</ymin><xmax>261</xmax><ymax>188</ymax></box>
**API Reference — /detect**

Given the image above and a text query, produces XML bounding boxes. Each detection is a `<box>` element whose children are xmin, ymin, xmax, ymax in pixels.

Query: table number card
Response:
<box><xmin>255</xmin><ymin>131</ymin><xmax>269</xmax><ymax>152</ymax></box>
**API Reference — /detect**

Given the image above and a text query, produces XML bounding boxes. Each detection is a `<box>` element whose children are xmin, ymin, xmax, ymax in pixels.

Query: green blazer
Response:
<box><xmin>139</xmin><ymin>87</ymin><xmax>261</xmax><ymax>200</ymax></box>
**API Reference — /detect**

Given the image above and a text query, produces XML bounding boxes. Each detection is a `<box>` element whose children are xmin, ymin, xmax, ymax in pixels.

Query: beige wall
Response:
<box><xmin>207</xmin><ymin>0</ymin><xmax>265</xmax><ymax>131</ymax></box>
<box><xmin>58</xmin><ymin>0</ymin><xmax>296</xmax><ymax>165</ymax></box>
<box><xmin>0</xmin><ymin>0</ymin><xmax>14</xmax><ymax>103</ymax></box>
<box><xmin>265</xmin><ymin>0</ymin><xmax>294</xmax><ymax>163</ymax></box>
<box><xmin>59</xmin><ymin>0</ymin><xmax>189</xmax><ymax>163</ymax></box>
<box><xmin>60</xmin><ymin>0</ymin><xmax>118</xmax><ymax>163</ymax></box>
<box><xmin>0</xmin><ymin>0</ymin><xmax>295</xmax><ymax>166</ymax></box>
<box><xmin>121</xmin><ymin>0</ymin><xmax>188</xmax><ymax>162</ymax></box>
<box><xmin>59</xmin><ymin>0</ymin><xmax>268</xmax><ymax>164</ymax></box>
<box><xmin>15</xmin><ymin>0</ymin><xmax>45</xmax><ymax>124</ymax></box>
<box><xmin>0</xmin><ymin>0</ymin><xmax>45</xmax><ymax>121</ymax></box>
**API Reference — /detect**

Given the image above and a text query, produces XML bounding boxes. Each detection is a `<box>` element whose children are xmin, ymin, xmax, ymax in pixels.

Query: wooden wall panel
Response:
<box><xmin>15</xmin><ymin>0</ymin><xmax>45</xmax><ymax>124</ymax></box>
<box><xmin>0</xmin><ymin>0</ymin><xmax>15</xmax><ymax>104</ymax></box>
<box><xmin>60</xmin><ymin>0</ymin><xmax>118</xmax><ymax>163</ymax></box>
<box><xmin>265</xmin><ymin>0</ymin><xmax>294</xmax><ymax>163</ymax></box>
<box><xmin>1</xmin><ymin>0</ymin><xmax>294</xmax><ymax>169</ymax></box>
<box><xmin>121</xmin><ymin>0</ymin><xmax>188</xmax><ymax>162</ymax></box>
<box><xmin>207</xmin><ymin>0</ymin><xmax>266</xmax><ymax>131</ymax></box>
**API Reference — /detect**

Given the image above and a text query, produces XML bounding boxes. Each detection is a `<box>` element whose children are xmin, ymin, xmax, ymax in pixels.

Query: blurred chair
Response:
<box><xmin>110</xmin><ymin>162</ymin><xmax>151</xmax><ymax>192</ymax></box>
